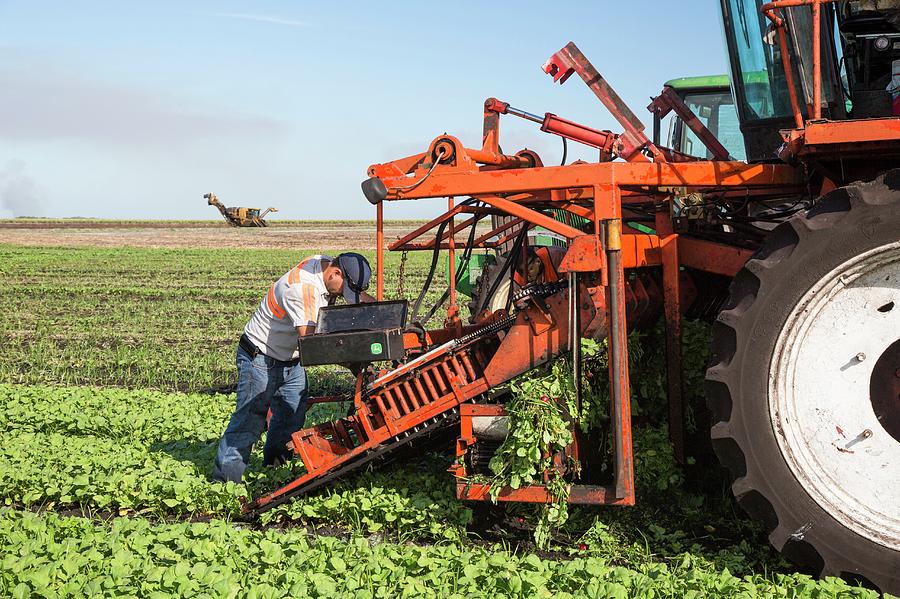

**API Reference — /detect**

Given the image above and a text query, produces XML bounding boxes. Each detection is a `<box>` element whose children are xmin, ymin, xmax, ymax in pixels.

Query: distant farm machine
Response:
<box><xmin>247</xmin><ymin>0</ymin><xmax>899</xmax><ymax>592</ymax></box>
<box><xmin>205</xmin><ymin>193</ymin><xmax>278</xmax><ymax>227</ymax></box>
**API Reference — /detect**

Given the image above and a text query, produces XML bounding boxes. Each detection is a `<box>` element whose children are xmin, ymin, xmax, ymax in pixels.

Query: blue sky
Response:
<box><xmin>0</xmin><ymin>1</ymin><xmax>730</xmax><ymax>220</ymax></box>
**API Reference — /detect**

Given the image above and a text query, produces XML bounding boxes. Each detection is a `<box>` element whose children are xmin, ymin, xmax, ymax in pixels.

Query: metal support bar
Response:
<box><xmin>505</xmin><ymin>105</ymin><xmax>544</xmax><ymax>124</ymax></box>
<box><xmin>376</xmin><ymin>202</ymin><xmax>384</xmax><ymax>301</ymax></box>
<box><xmin>478</xmin><ymin>194</ymin><xmax>585</xmax><ymax>240</ymax></box>
<box><xmin>448</xmin><ymin>196</ymin><xmax>457</xmax><ymax>316</ymax></box>
<box><xmin>388</xmin><ymin>203</ymin><xmax>472</xmax><ymax>251</ymax></box>
<box><xmin>604</xmin><ymin>217</ymin><xmax>634</xmax><ymax>501</ymax></box>
<box><xmin>543</xmin><ymin>42</ymin><xmax>663</xmax><ymax>162</ymax></box>
<box><xmin>657</xmin><ymin>213</ymin><xmax>684</xmax><ymax>464</ymax></box>
<box><xmin>761</xmin><ymin>0</ymin><xmax>841</xmax><ymax>128</ymax></box>
<box><xmin>372</xmin><ymin>160</ymin><xmax>804</xmax><ymax>202</ymax></box>
<box><xmin>812</xmin><ymin>0</ymin><xmax>822</xmax><ymax>119</ymax></box>
<box><xmin>647</xmin><ymin>87</ymin><xmax>731</xmax><ymax>160</ymax></box>
<box><xmin>569</xmin><ymin>271</ymin><xmax>582</xmax><ymax>418</ymax></box>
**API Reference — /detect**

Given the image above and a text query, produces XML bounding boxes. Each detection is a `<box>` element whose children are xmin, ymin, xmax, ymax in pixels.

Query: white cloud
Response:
<box><xmin>214</xmin><ymin>12</ymin><xmax>310</xmax><ymax>28</ymax></box>
<box><xmin>0</xmin><ymin>62</ymin><xmax>289</xmax><ymax>148</ymax></box>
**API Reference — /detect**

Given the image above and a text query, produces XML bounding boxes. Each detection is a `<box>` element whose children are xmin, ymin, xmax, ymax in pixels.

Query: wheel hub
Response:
<box><xmin>870</xmin><ymin>338</ymin><xmax>900</xmax><ymax>444</ymax></box>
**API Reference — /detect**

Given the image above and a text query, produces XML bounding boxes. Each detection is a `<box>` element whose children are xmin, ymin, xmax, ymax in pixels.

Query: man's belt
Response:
<box><xmin>239</xmin><ymin>333</ymin><xmax>262</xmax><ymax>359</ymax></box>
<box><xmin>239</xmin><ymin>333</ymin><xmax>300</xmax><ymax>365</ymax></box>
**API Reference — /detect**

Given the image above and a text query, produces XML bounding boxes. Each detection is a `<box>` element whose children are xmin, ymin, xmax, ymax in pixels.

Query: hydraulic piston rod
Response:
<box><xmin>485</xmin><ymin>98</ymin><xmax>619</xmax><ymax>158</ymax></box>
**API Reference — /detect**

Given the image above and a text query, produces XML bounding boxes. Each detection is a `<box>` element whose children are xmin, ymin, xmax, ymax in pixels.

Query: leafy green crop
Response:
<box><xmin>483</xmin><ymin>321</ymin><xmax>716</xmax><ymax>549</ymax></box>
<box><xmin>487</xmin><ymin>359</ymin><xmax>576</xmax><ymax>548</ymax></box>
<box><xmin>0</xmin><ymin>384</ymin><xmax>472</xmax><ymax>540</ymax></box>
<box><xmin>258</xmin><ymin>458</ymin><xmax>473</xmax><ymax>542</ymax></box>
<box><xmin>0</xmin><ymin>384</ymin><xmax>233</xmax><ymax>444</ymax></box>
<box><xmin>0</xmin><ymin>430</ymin><xmax>244</xmax><ymax>516</ymax></box>
<box><xmin>1</xmin><ymin>240</ymin><xmax>886</xmax><ymax>595</ymax></box>
<box><xmin>0</xmin><ymin>508</ymin><xmax>879</xmax><ymax>599</ymax></box>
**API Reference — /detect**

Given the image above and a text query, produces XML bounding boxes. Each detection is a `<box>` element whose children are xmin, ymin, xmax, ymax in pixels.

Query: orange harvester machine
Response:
<box><xmin>247</xmin><ymin>10</ymin><xmax>900</xmax><ymax>514</ymax></box>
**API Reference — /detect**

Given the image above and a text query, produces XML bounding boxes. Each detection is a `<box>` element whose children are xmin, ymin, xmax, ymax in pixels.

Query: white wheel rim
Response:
<box><xmin>770</xmin><ymin>240</ymin><xmax>900</xmax><ymax>551</ymax></box>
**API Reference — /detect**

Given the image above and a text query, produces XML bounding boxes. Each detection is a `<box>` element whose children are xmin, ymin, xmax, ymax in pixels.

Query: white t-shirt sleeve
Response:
<box><xmin>283</xmin><ymin>283</ymin><xmax>317</xmax><ymax>328</ymax></box>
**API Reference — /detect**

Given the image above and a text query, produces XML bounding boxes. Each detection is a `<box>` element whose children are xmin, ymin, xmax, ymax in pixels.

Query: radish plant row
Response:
<box><xmin>0</xmin><ymin>246</ymin><xmax>442</xmax><ymax>391</ymax></box>
<box><xmin>0</xmin><ymin>384</ymin><xmax>473</xmax><ymax>539</ymax></box>
<box><xmin>0</xmin><ymin>509</ymin><xmax>877</xmax><ymax>599</ymax></box>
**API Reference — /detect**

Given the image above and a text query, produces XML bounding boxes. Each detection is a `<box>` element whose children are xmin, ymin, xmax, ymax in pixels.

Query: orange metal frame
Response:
<box><xmin>249</xmin><ymin>282</ymin><xmax>599</xmax><ymax>512</ymax></box>
<box><xmin>361</xmin><ymin>42</ymin><xmax>803</xmax><ymax>505</ymax></box>
<box><xmin>369</xmin><ymin>8</ymin><xmax>900</xmax><ymax>506</ymax></box>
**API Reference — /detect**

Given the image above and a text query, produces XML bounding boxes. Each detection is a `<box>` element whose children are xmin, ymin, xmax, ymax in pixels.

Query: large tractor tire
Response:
<box><xmin>706</xmin><ymin>170</ymin><xmax>900</xmax><ymax>593</ymax></box>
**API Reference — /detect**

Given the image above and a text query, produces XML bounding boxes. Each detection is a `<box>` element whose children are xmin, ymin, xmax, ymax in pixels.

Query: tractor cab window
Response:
<box><xmin>722</xmin><ymin>0</ymin><xmax>845</xmax><ymax>124</ymax></box>
<box><xmin>674</xmin><ymin>90</ymin><xmax>747</xmax><ymax>161</ymax></box>
<box><xmin>721</xmin><ymin>0</ymin><xmax>797</xmax><ymax>122</ymax></box>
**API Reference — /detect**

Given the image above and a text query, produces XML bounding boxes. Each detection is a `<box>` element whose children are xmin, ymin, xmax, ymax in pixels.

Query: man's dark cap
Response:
<box><xmin>335</xmin><ymin>252</ymin><xmax>371</xmax><ymax>303</ymax></box>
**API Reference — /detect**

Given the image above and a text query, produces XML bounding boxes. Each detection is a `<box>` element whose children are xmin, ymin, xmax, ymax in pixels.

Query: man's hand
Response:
<box><xmin>296</xmin><ymin>325</ymin><xmax>315</xmax><ymax>337</ymax></box>
<box><xmin>358</xmin><ymin>291</ymin><xmax>376</xmax><ymax>304</ymax></box>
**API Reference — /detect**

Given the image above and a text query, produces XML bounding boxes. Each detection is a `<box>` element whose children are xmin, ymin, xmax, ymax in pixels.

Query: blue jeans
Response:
<box><xmin>212</xmin><ymin>345</ymin><xmax>309</xmax><ymax>483</ymax></box>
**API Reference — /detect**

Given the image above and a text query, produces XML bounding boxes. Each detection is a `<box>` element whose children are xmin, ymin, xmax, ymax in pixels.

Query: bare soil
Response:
<box><xmin>0</xmin><ymin>222</ymin><xmax>414</xmax><ymax>250</ymax></box>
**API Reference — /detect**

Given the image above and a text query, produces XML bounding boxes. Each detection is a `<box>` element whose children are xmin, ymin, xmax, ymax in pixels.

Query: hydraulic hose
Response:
<box><xmin>411</xmin><ymin>198</ymin><xmax>479</xmax><ymax>325</ymax></box>
<box><xmin>410</xmin><ymin>220</ymin><xmax>448</xmax><ymax>324</ymax></box>
<box><xmin>420</xmin><ymin>203</ymin><xmax>483</xmax><ymax>323</ymax></box>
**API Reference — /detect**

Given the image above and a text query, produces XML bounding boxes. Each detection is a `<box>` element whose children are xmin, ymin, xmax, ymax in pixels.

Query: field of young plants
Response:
<box><xmin>0</xmin><ymin>232</ymin><xmax>883</xmax><ymax>598</ymax></box>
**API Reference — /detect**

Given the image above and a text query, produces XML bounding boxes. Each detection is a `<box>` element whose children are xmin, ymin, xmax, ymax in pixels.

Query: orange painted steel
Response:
<box><xmin>799</xmin><ymin>117</ymin><xmax>900</xmax><ymax>145</ymax></box>
<box><xmin>352</xmin><ymin>41</ymin><xmax>813</xmax><ymax>510</ymax></box>
<box><xmin>447</xmin><ymin>196</ymin><xmax>457</xmax><ymax>319</ymax></box>
<box><xmin>247</xmin><ymin>283</ymin><xmax>596</xmax><ymax>512</ymax></box>
<box><xmin>656</xmin><ymin>212</ymin><xmax>685</xmax><ymax>464</ymax></box>
<box><xmin>370</xmin><ymin>160</ymin><xmax>801</xmax><ymax>203</ymax></box>
<box><xmin>457</xmin><ymin>481</ymin><xmax>633</xmax><ymax>505</ymax></box>
<box><xmin>762</xmin><ymin>1</ymin><xmax>806</xmax><ymax>128</ymax></box>
<box><xmin>780</xmin><ymin>117</ymin><xmax>900</xmax><ymax>162</ymax></box>
<box><xmin>677</xmin><ymin>237</ymin><xmax>756</xmax><ymax>277</ymax></box>
<box><xmin>348</xmin><ymin>41</ymin><xmax>813</xmax><ymax>511</ymax></box>
<box><xmin>376</xmin><ymin>201</ymin><xmax>384</xmax><ymax>301</ymax></box>
<box><xmin>543</xmin><ymin>42</ymin><xmax>662</xmax><ymax>162</ymax></box>
<box><xmin>761</xmin><ymin>0</ymin><xmax>839</xmax><ymax>124</ymax></box>
<box><xmin>258</xmin><ymin>29</ymin><xmax>900</xmax><ymax>514</ymax></box>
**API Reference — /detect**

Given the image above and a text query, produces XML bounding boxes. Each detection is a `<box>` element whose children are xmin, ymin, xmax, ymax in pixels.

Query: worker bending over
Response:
<box><xmin>213</xmin><ymin>253</ymin><xmax>374</xmax><ymax>483</ymax></box>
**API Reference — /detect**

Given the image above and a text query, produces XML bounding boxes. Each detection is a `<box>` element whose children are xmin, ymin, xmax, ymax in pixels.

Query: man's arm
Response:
<box><xmin>296</xmin><ymin>325</ymin><xmax>315</xmax><ymax>338</ymax></box>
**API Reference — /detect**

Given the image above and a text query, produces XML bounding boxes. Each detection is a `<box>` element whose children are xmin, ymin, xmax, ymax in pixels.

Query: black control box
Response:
<box><xmin>298</xmin><ymin>300</ymin><xmax>408</xmax><ymax>366</ymax></box>
<box><xmin>298</xmin><ymin>328</ymin><xmax>405</xmax><ymax>365</ymax></box>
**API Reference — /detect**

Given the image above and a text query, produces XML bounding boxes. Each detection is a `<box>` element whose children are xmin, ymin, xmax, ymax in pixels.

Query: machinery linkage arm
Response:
<box><xmin>543</xmin><ymin>42</ymin><xmax>664</xmax><ymax>162</ymax></box>
<box><xmin>485</xmin><ymin>97</ymin><xmax>620</xmax><ymax>162</ymax></box>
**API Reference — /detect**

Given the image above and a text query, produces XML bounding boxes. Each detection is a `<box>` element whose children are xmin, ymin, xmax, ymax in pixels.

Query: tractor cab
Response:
<box><xmin>663</xmin><ymin>74</ymin><xmax>747</xmax><ymax>161</ymax></box>
<box><xmin>720</xmin><ymin>0</ymin><xmax>900</xmax><ymax>163</ymax></box>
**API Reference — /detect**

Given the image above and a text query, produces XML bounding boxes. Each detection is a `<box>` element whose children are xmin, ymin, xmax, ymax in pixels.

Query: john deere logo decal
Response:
<box><xmin>370</xmin><ymin>342</ymin><xmax>383</xmax><ymax>355</ymax></box>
